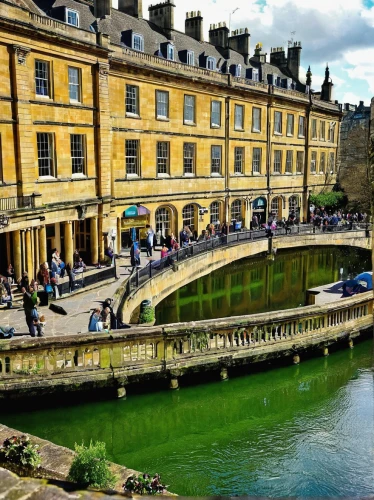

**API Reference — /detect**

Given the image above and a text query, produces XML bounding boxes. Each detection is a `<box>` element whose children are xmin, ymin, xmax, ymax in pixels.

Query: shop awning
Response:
<box><xmin>252</xmin><ymin>197</ymin><xmax>266</xmax><ymax>210</ymax></box>
<box><xmin>123</xmin><ymin>205</ymin><xmax>150</xmax><ymax>217</ymax></box>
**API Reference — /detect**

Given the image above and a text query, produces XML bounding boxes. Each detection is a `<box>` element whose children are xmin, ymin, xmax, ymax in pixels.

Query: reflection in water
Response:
<box><xmin>1</xmin><ymin>341</ymin><xmax>373</xmax><ymax>497</ymax></box>
<box><xmin>156</xmin><ymin>246</ymin><xmax>371</xmax><ymax>325</ymax></box>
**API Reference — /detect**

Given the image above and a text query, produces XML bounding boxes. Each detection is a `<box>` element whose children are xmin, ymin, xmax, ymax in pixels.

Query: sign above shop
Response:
<box><xmin>123</xmin><ymin>205</ymin><xmax>150</xmax><ymax>218</ymax></box>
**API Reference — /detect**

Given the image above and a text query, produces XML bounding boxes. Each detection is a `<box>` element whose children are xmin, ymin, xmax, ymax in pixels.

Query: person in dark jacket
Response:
<box><xmin>22</xmin><ymin>285</ymin><xmax>41</xmax><ymax>337</ymax></box>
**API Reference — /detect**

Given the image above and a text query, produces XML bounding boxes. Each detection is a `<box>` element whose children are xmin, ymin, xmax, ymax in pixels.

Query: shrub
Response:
<box><xmin>67</xmin><ymin>440</ymin><xmax>116</xmax><ymax>489</ymax></box>
<box><xmin>139</xmin><ymin>305</ymin><xmax>155</xmax><ymax>324</ymax></box>
<box><xmin>123</xmin><ymin>473</ymin><xmax>168</xmax><ymax>495</ymax></box>
<box><xmin>0</xmin><ymin>435</ymin><xmax>41</xmax><ymax>469</ymax></box>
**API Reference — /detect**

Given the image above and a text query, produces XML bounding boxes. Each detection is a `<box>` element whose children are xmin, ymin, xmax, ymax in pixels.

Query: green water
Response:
<box><xmin>1</xmin><ymin>340</ymin><xmax>373</xmax><ymax>497</ymax></box>
<box><xmin>156</xmin><ymin>246</ymin><xmax>371</xmax><ymax>325</ymax></box>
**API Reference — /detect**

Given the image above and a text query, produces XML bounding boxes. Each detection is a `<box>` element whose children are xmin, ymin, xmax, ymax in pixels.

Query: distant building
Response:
<box><xmin>0</xmin><ymin>0</ymin><xmax>341</xmax><ymax>279</ymax></box>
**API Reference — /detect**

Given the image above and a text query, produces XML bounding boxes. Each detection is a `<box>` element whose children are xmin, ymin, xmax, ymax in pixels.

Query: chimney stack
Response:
<box><xmin>118</xmin><ymin>0</ymin><xmax>143</xmax><ymax>18</ymax></box>
<box><xmin>252</xmin><ymin>42</ymin><xmax>267</xmax><ymax>64</ymax></box>
<box><xmin>270</xmin><ymin>47</ymin><xmax>287</xmax><ymax>68</ymax></box>
<box><xmin>228</xmin><ymin>28</ymin><xmax>250</xmax><ymax>65</ymax></box>
<box><xmin>287</xmin><ymin>41</ymin><xmax>302</xmax><ymax>80</ymax></box>
<box><xmin>94</xmin><ymin>0</ymin><xmax>111</xmax><ymax>18</ymax></box>
<box><xmin>321</xmin><ymin>65</ymin><xmax>333</xmax><ymax>101</ymax></box>
<box><xmin>209</xmin><ymin>22</ymin><xmax>229</xmax><ymax>50</ymax></box>
<box><xmin>185</xmin><ymin>11</ymin><xmax>203</xmax><ymax>42</ymax></box>
<box><xmin>149</xmin><ymin>1</ymin><xmax>175</xmax><ymax>37</ymax></box>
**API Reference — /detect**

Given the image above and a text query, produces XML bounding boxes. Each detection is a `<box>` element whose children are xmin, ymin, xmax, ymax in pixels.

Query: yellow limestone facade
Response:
<box><xmin>0</xmin><ymin>0</ymin><xmax>341</xmax><ymax>280</ymax></box>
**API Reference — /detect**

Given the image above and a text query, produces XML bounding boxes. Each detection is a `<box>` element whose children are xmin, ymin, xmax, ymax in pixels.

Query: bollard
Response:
<box><xmin>348</xmin><ymin>339</ymin><xmax>354</xmax><ymax>349</ymax></box>
<box><xmin>169</xmin><ymin>377</ymin><xmax>179</xmax><ymax>390</ymax></box>
<box><xmin>220</xmin><ymin>367</ymin><xmax>229</xmax><ymax>381</ymax></box>
<box><xmin>322</xmin><ymin>347</ymin><xmax>329</xmax><ymax>357</ymax></box>
<box><xmin>293</xmin><ymin>354</ymin><xmax>300</xmax><ymax>365</ymax></box>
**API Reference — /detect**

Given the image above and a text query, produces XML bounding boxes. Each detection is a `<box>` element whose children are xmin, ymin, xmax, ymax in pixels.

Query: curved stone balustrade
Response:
<box><xmin>0</xmin><ymin>291</ymin><xmax>372</xmax><ymax>399</ymax></box>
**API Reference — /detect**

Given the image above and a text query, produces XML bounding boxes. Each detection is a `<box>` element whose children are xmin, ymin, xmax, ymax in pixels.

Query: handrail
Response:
<box><xmin>0</xmin><ymin>196</ymin><xmax>35</xmax><ymax>212</ymax></box>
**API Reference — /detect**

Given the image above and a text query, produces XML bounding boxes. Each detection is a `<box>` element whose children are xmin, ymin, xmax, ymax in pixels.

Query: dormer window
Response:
<box><xmin>207</xmin><ymin>57</ymin><xmax>216</xmax><ymax>71</ymax></box>
<box><xmin>167</xmin><ymin>44</ymin><xmax>174</xmax><ymax>61</ymax></box>
<box><xmin>187</xmin><ymin>50</ymin><xmax>194</xmax><ymax>66</ymax></box>
<box><xmin>247</xmin><ymin>68</ymin><xmax>259</xmax><ymax>81</ymax></box>
<box><xmin>66</xmin><ymin>8</ymin><xmax>79</xmax><ymax>27</ymax></box>
<box><xmin>132</xmin><ymin>33</ymin><xmax>144</xmax><ymax>52</ymax></box>
<box><xmin>234</xmin><ymin>64</ymin><xmax>241</xmax><ymax>77</ymax></box>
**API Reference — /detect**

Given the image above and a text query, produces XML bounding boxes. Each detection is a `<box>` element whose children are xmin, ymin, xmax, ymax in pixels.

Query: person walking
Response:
<box><xmin>146</xmin><ymin>225</ymin><xmax>155</xmax><ymax>257</ymax></box>
<box><xmin>22</xmin><ymin>284</ymin><xmax>41</xmax><ymax>337</ymax></box>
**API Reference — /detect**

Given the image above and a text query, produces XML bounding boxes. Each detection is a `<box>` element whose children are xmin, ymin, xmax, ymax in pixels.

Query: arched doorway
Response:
<box><xmin>182</xmin><ymin>204</ymin><xmax>196</xmax><ymax>232</ymax></box>
<box><xmin>252</xmin><ymin>197</ymin><xmax>267</xmax><ymax>226</ymax></box>
<box><xmin>288</xmin><ymin>195</ymin><xmax>300</xmax><ymax>221</ymax></box>
<box><xmin>271</xmin><ymin>197</ymin><xmax>283</xmax><ymax>220</ymax></box>
<box><xmin>155</xmin><ymin>206</ymin><xmax>174</xmax><ymax>243</ymax></box>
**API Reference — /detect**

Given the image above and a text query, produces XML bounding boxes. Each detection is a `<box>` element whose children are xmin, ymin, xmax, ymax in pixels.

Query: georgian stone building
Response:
<box><xmin>0</xmin><ymin>0</ymin><xmax>341</xmax><ymax>278</ymax></box>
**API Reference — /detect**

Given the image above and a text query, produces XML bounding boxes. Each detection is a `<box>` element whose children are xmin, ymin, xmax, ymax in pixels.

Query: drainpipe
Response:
<box><xmin>303</xmin><ymin>94</ymin><xmax>311</xmax><ymax>222</ymax></box>
<box><xmin>225</xmin><ymin>96</ymin><xmax>231</xmax><ymax>224</ymax></box>
<box><xmin>266</xmin><ymin>86</ymin><xmax>273</xmax><ymax>219</ymax></box>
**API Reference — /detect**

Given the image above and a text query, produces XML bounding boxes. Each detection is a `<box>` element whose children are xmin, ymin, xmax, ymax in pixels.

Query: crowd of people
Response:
<box><xmin>310</xmin><ymin>208</ymin><xmax>367</xmax><ymax>230</ymax></box>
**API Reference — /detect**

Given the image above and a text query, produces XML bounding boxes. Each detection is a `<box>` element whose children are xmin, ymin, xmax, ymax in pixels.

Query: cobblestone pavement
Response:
<box><xmin>0</xmin><ymin>250</ymin><xmax>161</xmax><ymax>338</ymax></box>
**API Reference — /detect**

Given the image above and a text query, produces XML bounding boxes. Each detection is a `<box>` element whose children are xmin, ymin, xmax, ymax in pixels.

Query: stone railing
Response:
<box><xmin>232</xmin><ymin>77</ymin><xmax>268</xmax><ymax>92</ymax></box>
<box><xmin>0</xmin><ymin>292</ymin><xmax>371</xmax><ymax>397</ymax></box>
<box><xmin>272</xmin><ymin>86</ymin><xmax>310</xmax><ymax>102</ymax></box>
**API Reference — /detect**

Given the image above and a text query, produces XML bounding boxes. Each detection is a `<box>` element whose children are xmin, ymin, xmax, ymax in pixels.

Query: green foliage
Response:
<box><xmin>310</xmin><ymin>191</ymin><xmax>345</xmax><ymax>210</ymax></box>
<box><xmin>0</xmin><ymin>435</ymin><xmax>41</xmax><ymax>469</ymax></box>
<box><xmin>139</xmin><ymin>306</ymin><xmax>155</xmax><ymax>324</ymax></box>
<box><xmin>189</xmin><ymin>331</ymin><xmax>210</xmax><ymax>350</ymax></box>
<box><xmin>67</xmin><ymin>441</ymin><xmax>116</xmax><ymax>489</ymax></box>
<box><xmin>123</xmin><ymin>473</ymin><xmax>168</xmax><ymax>495</ymax></box>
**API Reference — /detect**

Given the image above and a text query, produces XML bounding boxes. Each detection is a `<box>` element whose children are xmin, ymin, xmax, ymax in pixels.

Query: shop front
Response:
<box><xmin>121</xmin><ymin>205</ymin><xmax>150</xmax><ymax>250</ymax></box>
<box><xmin>252</xmin><ymin>197</ymin><xmax>267</xmax><ymax>228</ymax></box>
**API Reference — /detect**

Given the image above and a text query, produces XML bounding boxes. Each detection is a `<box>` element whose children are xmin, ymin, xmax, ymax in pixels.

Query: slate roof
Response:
<box><xmin>5</xmin><ymin>0</ymin><xmax>44</xmax><ymax>15</ymax></box>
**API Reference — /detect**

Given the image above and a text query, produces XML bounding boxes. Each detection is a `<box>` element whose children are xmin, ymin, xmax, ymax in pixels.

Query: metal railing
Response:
<box><xmin>0</xmin><ymin>196</ymin><xmax>35</xmax><ymax>212</ymax></box>
<box><xmin>126</xmin><ymin>223</ymin><xmax>372</xmax><ymax>296</ymax></box>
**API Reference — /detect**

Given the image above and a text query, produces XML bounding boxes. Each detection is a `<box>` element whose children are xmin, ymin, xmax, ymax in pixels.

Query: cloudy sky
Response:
<box><xmin>114</xmin><ymin>0</ymin><xmax>374</xmax><ymax>105</ymax></box>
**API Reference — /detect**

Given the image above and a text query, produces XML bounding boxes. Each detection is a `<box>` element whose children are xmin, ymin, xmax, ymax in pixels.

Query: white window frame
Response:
<box><xmin>35</xmin><ymin>60</ymin><xmax>50</xmax><ymax>97</ymax></box>
<box><xmin>210</xmin><ymin>201</ymin><xmax>220</xmax><ymax>224</ymax></box>
<box><xmin>286</xmin><ymin>114</ymin><xmax>294</xmax><ymax>136</ymax></box>
<box><xmin>234</xmin><ymin>64</ymin><xmax>241</xmax><ymax>77</ymax></box>
<box><xmin>285</xmin><ymin>150</ymin><xmax>293</xmax><ymax>173</ymax></box>
<box><xmin>234</xmin><ymin>147</ymin><xmax>244</xmax><ymax>174</ymax></box>
<box><xmin>182</xmin><ymin>204</ymin><xmax>195</xmax><ymax>231</ymax></box>
<box><xmin>126</xmin><ymin>84</ymin><xmax>139</xmax><ymax>116</ymax></box>
<box><xmin>207</xmin><ymin>57</ymin><xmax>216</xmax><ymax>70</ymax></box>
<box><xmin>231</xmin><ymin>199</ymin><xmax>242</xmax><ymax>221</ymax></box>
<box><xmin>70</xmin><ymin>134</ymin><xmax>86</xmax><ymax>176</ymax></box>
<box><xmin>37</xmin><ymin>133</ymin><xmax>55</xmax><ymax>177</ymax></box>
<box><xmin>156</xmin><ymin>90</ymin><xmax>169</xmax><ymax>119</ymax></box>
<box><xmin>310</xmin><ymin>151</ymin><xmax>317</xmax><ymax>173</ymax></box>
<box><xmin>156</xmin><ymin>141</ymin><xmax>169</xmax><ymax>176</ymax></box>
<box><xmin>66</xmin><ymin>8</ymin><xmax>79</xmax><ymax>27</ymax></box>
<box><xmin>329</xmin><ymin>152</ymin><xmax>335</xmax><ymax>173</ymax></box>
<box><xmin>125</xmin><ymin>139</ymin><xmax>140</xmax><ymax>176</ymax></box>
<box><xmin>184</xmin><ymin>95</ymin><xmax>195</xmax><ymax>124</ymax></box>
<box><xmin>252</xmin><ymin>107</ymin><xmax>261</xmax><ymax>132</ymax></box>
<box><xmin>68</xmin><ymin>66</ymin><xmax>81</xmax><ymax>102</ymax></box>
<box><xmin>211</xmin><ymin>100</ymin><xmax>221</xmax><ymax>128</ymax></box>
<box><xmin>274</xmin><ymin>150</ymin><xmax>282</xmax><ymax>173</ymax></box>
<box><xmin>271</xmin><ymin>197</ymin><xmax>280</xmax><ymax>217</ymax></box>
<box><xmin>132</xmin><ymin>33</ymin><xmax>144</xmax><ymax>52</ymax></box>
<box><xmin>320</xmin><ymin>121</ymin><xmax>326</xmax><ymax>141</ymax></box>
<box><xmin>252</xmin><ymin>69</ymin><xmax>259</xmax><ymax>81</ymax></box>
<box><xmin>211</xmin><ymin>145</ymin><xmax>222</xmax><ymax>175</ymax></box>
<box><xmin>252</xmin><ymin>147</ymin><xmax>261</xmax><ymax>174</ymax></box>
<box><xmin>298</xmin><ymin>116</ymin><xmax>305</xmax><ymax>137</ymax></box>
<box><xmin>167</xmin><ymin>43</ymin><xmax>174</xmax><ymax>61</ymax></box>
<box><xmin>187</xmin><ymin>51</ymin><xmax>194</xmax><ymax>65</ymax></box>
<box><xmin>234</xmin><ymin>104</ymin><xmax>244</xmax><ymax>130</ymax></box>
<box><xmin>274</xmin><ymin>111</ymin><xmax>282</xmax><ymax>135</ymax></box>
<box><xmin>183</xmin><ymin>143</ymin><xmax>195</xmax><ymax>176</ymax></box>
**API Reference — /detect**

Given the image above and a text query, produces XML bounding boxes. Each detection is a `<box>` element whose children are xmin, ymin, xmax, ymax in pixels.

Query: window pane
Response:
<box><xmin>211</xmin><ymin>101</ymin><xmax>221</xmax><ymax>127</ymax></box>
<box><xmin>286</xmin><ymin>150</ymin><xmax>293</xmax><ymax>173</ymax></box>
<box><xmin>210</xmin><ymin>201</ymin><xmax>220</xmax><ymax>224</ymax></box>
<box><xmin>183</xmin><ymin>143</ymin><xmax>195</xmax><ymax>174</ymax></box>
<box><xmin>211</xmin><ymin>145</ymin><xmax>222</xmax><ymax>174</ymax></box>
<box><xmin>231</xmin><ymin>200</ymin><xmax>242</xmax><ymax>220</ymax></box>
<box><xmin>156</xmin><ymin>90</ymin><xmax>168</xmax><ymax>118</ymax></box>
<box><xmin>37</xmin><ymin>133</ymin><xmax>53</xmax><ymax>176</ymax></box>
<box><xmin>133</xmin><ymin>34</ymin><xmax>144</xmax><ymax>51</ymax></box>
<box><xmin>71</xmin><ymin>134</ymin><xmax>85</xmax><ymax>174</ymax></box>
<box><xmin>310</xmin><ymin>151</ymin><xmax>317</xmax><ymax>173</ymax></box>
<box><xmin>274</xmin><ymin>111</ymin><xmax>282</xmax><ymax>134</ymax></box>
<box><xmin>184</xmin><ymin>95</ymin><xmax>195</xmax><ymax>123</ymax></box>
<box><xmin>287</xmin><ymin>114</ymin><xmax>294</xmax><ymax>136</ymax></box>
<box><xmin>157</xmin><ymin>141</ymin><xmax>169</xmax><ymax>174</ymax></box>
<box><xmin>320</xmin><ymin>152</ymin><xmax>326</xmax><ymax>173</ymax></box>
<box><xmin>35</xmin><ymin>61</ymin><xmax>49</xmax><ymax>96</ymax></box>
<box><xmin>234</xmin><ymin>105</ymin><xmax>244</xmax><ymax>130</ymax></box>
<box><xmin>252</xmin><ymin>147</ymin><xmax>261</xmax><ymax>173</ymax></box>
<box><xmin>274</xmin><ymin>150</ymin><xmax>282</xmax><ymax>173</ymax></box>
<box><xmin>298</xmin><ymin>116</ymin><xmax>305</xmax><ymax>136</ymax></box>
<box><xmin>125</xmin><ymin>139</ymin><xmax>139</xmax><ymax>175</ymax></box>
<box><xmin>126</xmin><ymin>85</ymin><xmax>138</xmax><ymax>115</ymax></box>
<box><xmin>67</xmin><ymin>9</ymin><xmax>79</xmax><ymax>26</ymax></box>
<box><xmin>296</xmin><ymin>151</ymin><xmax>304</xmax><ymax>173</ymax></box>
<box><xmin>187</xmin><ymin>51</ymin><xmax>194</xmax><ymax>65</ymax></box>
<box><xmin>252</xmin><ymin>107</ymin><xmax>261</xmax><ymax>131</ymax></box>
<box><xmin>234</xmin><ymin>147</ymin><xmax>244</xmax><ymax>174</ymax></box>
<box><xmin>312</xmin><ymin>119</ymin><xmax>317</xmax><ymax>139</ymax></box>
<box><xmin>182</xmin><ymin>204</ymin><xmax>195</xmax><ymax>231</ymax></box>
<box><xmin>68</xmin><ymin>67</ymin><xmax>80</xmax><ymax>101</ymax></box>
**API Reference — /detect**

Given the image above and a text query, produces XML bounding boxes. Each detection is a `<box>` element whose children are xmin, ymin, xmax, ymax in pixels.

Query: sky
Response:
<box><xmin>114</xmin><ymin>0</ymin><xmax>374</xmax><ymax>106</ymax></box>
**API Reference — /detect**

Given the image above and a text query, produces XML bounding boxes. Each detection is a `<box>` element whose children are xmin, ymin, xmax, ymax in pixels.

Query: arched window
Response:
<box><xmin>271</xmin><ymin>197</ymin><xmax>280</xmax><ymax>218</ymax></box>
<box><xmin>231</xmin><ymin>199</ymin><xmax>242</xmax><ymax>221</ymax></box>
<box><xmin>210</xmin><ymin>201</ymin><xmax>220</xmax><ymax>224</ymax></box>
<box><xmin>155</xmin><ymin>207</ymin><xmax>172</xmax><ymax>238</ymax></box>
<box><xmin>207</xmin><ymin>57</ymin><xmax>216</xmax><ymax>70</ymax></box>
<box><xmin>182</xmin><ymin>204</ymin><xmax>195</xmax><ymax>231</ymax></box>
<box><xmin>289</xmin><ymin>196</ymin><xmax>299</xmax><ymax>212</ymax></box>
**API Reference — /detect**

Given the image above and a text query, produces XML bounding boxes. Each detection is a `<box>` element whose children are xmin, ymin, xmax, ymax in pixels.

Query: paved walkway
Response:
<box><xmin>0</xmin><ymin>249</ymin><xmax>161</xmax><ymax>338</ymax></box>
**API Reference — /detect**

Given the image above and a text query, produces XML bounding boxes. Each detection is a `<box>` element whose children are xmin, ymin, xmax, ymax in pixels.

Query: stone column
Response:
<box><xmin>12</xmin><ymin>230</ymin><xmax>22</xmax><ymax>279</ymax></box>
<box><xmin>64</xmin><ymin>222</ymin><xmax>73</xmax><ymax>266</ymax></box>
<box><xmin>116</xmin><ymin>217</ymin><xmax>122</xmax><ymax>255</ymax></box>
<box><xmin>90</xmin><ymin>217</ymin><xmax>99</xmax><ymax>264</ymax></box>
<box><xmin>34</xmin><ymin>228</ymin><xmax>39</xmax><ymax>271</ymax></box>
<box><xmin>39</xmin><ymin>225</ymin><xmax>47</xmax><ymax>265</ymax></box>
<box><xmin>21</xmin><ymin>230</ymin><xmax>26</xmax><ymax>272</ymax></box>
<box><xmin>25</xmin><ymin>228</ymin><xmax>33</xmax><ymax>278</ymax></box>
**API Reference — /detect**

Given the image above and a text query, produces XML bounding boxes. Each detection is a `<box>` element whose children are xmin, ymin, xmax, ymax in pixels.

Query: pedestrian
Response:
<box><xmin>22</xmin><ymin>285</ymin><xmax>42</xmax><ymax>337</ymax></box>
<box><xmin>88</xmin><ymin>307</ymin><xmax>103</xmax><ymax>332</ymax></box>
<box><xmin>130</xmin><ymin>240</ymin><xmax>141</xmax><ymax>269</ymax></box>
<box><xmin>146</xmin><ymin>225</ymin><xmax>154</xmax><ymax>257</ymax></box>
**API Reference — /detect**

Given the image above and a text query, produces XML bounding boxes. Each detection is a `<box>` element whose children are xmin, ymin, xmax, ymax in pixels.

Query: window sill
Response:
<box><xmin>184</xmin><ymin>121</ymin><xmax>196</xmax><ymax>127</ymax></box>
<box><xmin>252</xmin><ymin>172</ymin><xmax>262</xmax><ymax>176</ymax></box>
<box><xmin>298</xmin><ymin>135</ymin><xmax>305</xmax><ymax>139</ymax></box>
<box><xmin>37</xmin><ymin>176</ymin><xmax>58</xmax><ymax>183</ymax></box>
<box><xmin>233</xmin><ymin>172</ymin><xmax>244</xmax><ymax>176</ymax></box>
<box><xmin>272</xmin><ymin>172</ymin><xmax>281</xmax><ymax>175</ymax></box>
<box><xmin>157</xmin><ymin>173</ymin><xmax>170</xmax><ymax>178</ymax></box>
<box><xmin>70</xmin><ymin>99</ymin><xmax>82</xmax><ymax>105</ymax></box>
<box><xmin>234</xmin><ymin>128</ymin><xmax>245</xmax><ymax>132</ymax></box>
<box><xmin>126</xmin><ymin>174</ymin><xmax>139</xmax><ymax>179</ymax></box>
<box><xmin>35</xmin><ymin>94</ymin><xmax>52</xmax><ymax>100</ymax></box>
<box><xmin>286</xmin><ymin>133</ymin><xmax>294</xmax><ymax>137</ymax></box>
<box><xmin>211</xmin><ymin>124</ymin><xmax>221</xmax><ymax>129</ymax></box>
<box><xmin>252</xmin><ymin>129</ymin><xmax>261</xmax><ymax>133</ymax></box>
<box><xmin>210</xmin><ymin>173</ymin><xmax>222</xmax><ymax>177</ymax></box>
<box><xmin>72</xmin><ymin>173</ymin><xmax>87</xmax><ymax>179</ymax></box>
<box><xmin>126</xmin><ymin>113</ymin><xmax>141</xmax><ymax>119</ymax></box>
<box><xmin>274</xmin><ymin>132</ymin><xmax>282</xmax><ymax>136</ymax></box>
<box><xmin>183</xmin><ymin>173</ymin><xmax>195</xmax><ymax>177</ymax></box>
<box><xmin>156</xmin><ymin>116</ymin><xmax>170</xmax><ymax>122</ymax></box>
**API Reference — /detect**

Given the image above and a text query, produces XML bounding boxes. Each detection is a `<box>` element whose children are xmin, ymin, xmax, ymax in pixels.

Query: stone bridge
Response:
<box><xmin>120</xmin><ymin>228</ymin><xmax>372</xmax><ymax>323</ymax></box>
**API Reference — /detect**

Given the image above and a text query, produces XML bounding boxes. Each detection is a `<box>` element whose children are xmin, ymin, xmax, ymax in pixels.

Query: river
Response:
<box><xmin>1</xmin><ymin>339</ymin><xmax>373</xmax><ymax>497</ymax></box>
